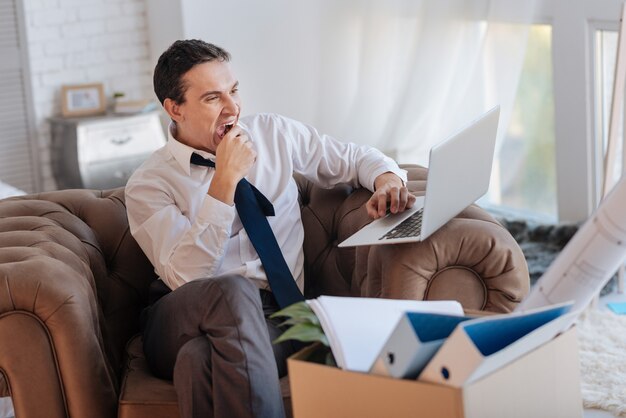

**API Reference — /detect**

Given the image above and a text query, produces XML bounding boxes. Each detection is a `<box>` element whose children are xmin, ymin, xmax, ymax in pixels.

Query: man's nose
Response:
<box><xmin>223</xmin><ymin>95</ymin><xmax>239</xmax><ymax>115</ymax></box>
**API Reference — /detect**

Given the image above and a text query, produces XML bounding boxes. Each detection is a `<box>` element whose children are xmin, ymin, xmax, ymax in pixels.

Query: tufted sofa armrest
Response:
<box><xmin>297</xmin><ymin>164</ymin><xmax>529</xmax><ymax>312</ymax></box>
<box><xmin>0</xmin><ymin>189</ymin><xmax>155</xmax><ymax>418</ymax></box>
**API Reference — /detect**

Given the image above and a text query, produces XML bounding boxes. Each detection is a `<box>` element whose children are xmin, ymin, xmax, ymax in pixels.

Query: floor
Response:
<box><xmin>583</xmin><ymin>284</ymin><xmax>626</xmax><ymax>418</ymax></box>
<box><xmin>586</xmin><ymin>409</ymin><xmax>617</xmax><ymax>417</ymax></box>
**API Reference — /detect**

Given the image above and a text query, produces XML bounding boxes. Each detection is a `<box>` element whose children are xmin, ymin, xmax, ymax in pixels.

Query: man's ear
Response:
<box><xmin>163</xmin><ymin>98</ymin><xmax>184</xmax><ymax>123</ymax></box>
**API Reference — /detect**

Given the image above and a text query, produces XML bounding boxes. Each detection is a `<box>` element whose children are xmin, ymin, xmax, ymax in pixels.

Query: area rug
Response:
<box><xmin>577</xmin><ymin>309</ymin><xmax>626</xmax><ymax>416</ymax></box>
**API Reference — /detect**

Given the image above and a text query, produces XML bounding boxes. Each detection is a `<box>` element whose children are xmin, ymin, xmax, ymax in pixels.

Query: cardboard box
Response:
<box><xmin>288</xmin><ymin>327</ymin><xmax>582</xmax><ymax>418</ymax></box>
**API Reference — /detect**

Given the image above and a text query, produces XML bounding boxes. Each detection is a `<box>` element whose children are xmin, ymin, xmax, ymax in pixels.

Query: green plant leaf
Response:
<box><xmin>276</xmin><ymin>315</ymin><xmax>320</xmax><ymax>328</ymax></box>
<box><xmin>272</xmin><ymin>322</ymin><xmax>329</xmax><ymax>347</ymax></box>
<box><xmin>270</xmin><ymin>301</ymin><xmax>318</xmax><ymax>323</ymax></box>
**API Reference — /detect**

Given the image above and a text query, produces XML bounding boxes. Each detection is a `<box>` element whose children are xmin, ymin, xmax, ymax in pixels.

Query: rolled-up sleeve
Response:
<box><xmin>277</xmin><ymin>115</ymin><xmax>407</xmax><ymax>191</ymax></box>
<box><xmin>126</xmin><ymin>182</ymin><xmax>236</xmax><ymax>290</ymax></box>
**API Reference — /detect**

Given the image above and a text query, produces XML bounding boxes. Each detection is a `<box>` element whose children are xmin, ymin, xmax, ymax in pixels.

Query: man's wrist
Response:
<box><xmin>374</xmin><ymin>172</ymin><xmax>404</xmax><ymax>190</ymax></box>
<box><xmin>208</xmin><ymin>173</ymin><xmax>238</xmax><ymax>206</ymax></box>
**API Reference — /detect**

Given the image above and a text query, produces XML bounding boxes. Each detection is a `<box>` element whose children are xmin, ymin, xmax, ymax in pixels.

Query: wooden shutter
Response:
<box><xmin>0</xmin><ymin>0</ymin><xmax>40</xmax><ymax>193</ymax></box>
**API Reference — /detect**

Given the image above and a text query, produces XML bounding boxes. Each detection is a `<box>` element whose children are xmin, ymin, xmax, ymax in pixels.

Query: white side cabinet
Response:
<box><xmin>50</xmin><ymin>112</ymin><xmax>166</xmax><ymax>189</ymax></box>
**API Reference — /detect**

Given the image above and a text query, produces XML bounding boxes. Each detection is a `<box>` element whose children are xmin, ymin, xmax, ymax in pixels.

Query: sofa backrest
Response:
<box><xmin>294</xmin><ymin>173</ymin><xmax>372</xmax><ymax>298</ymax></box>
<box><xmin>0</xmin><ymin>177</ymin><xmax>376</xmax><ymax>380</ymax></box>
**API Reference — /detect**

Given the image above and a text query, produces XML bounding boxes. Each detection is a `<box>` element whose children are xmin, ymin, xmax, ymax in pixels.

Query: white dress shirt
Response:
<box><xmin>125</xmin><ymin>113</ymin><xmax>407</xmax><ymax>292</ymax></box>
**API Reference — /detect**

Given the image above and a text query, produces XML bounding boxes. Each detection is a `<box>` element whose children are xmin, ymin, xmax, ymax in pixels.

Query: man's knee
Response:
<box><xmin>177</xmin><ymin>275</ymin><xmax>260</xmax><ymax>305</ymax></box>
<box><xmin>174</xmin><ymin>337</ymin><xmax>212</xmax><ymax>381</ymax></box>
<box><xmin>173</xmin><ymin>337</ymin><xmax>214</xmax><ymax>418</ymax></box>
<box><xmin>180</xmin><ymin>275</ymin><xmax>263</xmax><ymax>321</ymax></box>
<box><xmin>210</xmin><ymin>274</ymin><xmax>259</xmax><ymax>300</ymax></box>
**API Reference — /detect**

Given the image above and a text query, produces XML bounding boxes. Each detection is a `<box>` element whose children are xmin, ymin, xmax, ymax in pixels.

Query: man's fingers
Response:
<box><xmin>377</xmin><ymin>193</ymin><xmax>388</xmax><ymax>218</ymax></box>
<box><xmin>397</xmin><ymin>187</ymin><xmax>408</xmax><ymax>212</ymax></box>
<box><xmin>388</xmin><ymin>186</ymin><xmax>401</xmax><ymax>213</ymax></box>
<box><xmin>226</xmin><ymin>125</ymin><xmax>243</xmax><ymax>139</ymax></box>
<box><xmin>365</xmin><ymin>192</ymin><xmax>388</xmax><ymax>219</ymax></box>
<box><xmin>367</xmin><ymin>187</ymin><xmax>416</xmax><ymax>219</ymax></box>
<box><xmin>406</xmin><ymin>192</ymin><xmax>416</xmax><ymax>208</ymax></box>
<box><xmin>366</xmin><ymin>197</ymin><xmax>378</xmax><ymax>218</ymax></box>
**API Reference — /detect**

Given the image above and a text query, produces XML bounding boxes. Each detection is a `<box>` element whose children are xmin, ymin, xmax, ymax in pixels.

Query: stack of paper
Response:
<box><xmin>306</xmin><ymin>296</ymin><xmax>464</xmax><ymax>373</ymax></box>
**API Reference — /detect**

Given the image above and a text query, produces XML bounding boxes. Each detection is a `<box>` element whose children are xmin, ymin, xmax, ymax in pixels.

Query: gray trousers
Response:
<box><xmin>142</xmin><ymin>275</ymin><xmax>299</xmax><ymax>418</ymax></box>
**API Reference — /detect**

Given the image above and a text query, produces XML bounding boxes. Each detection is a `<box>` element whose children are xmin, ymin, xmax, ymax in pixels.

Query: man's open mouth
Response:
<box><xmin>217</xmin><ymin>123</ymin><xmax>235</xmax><ymax>138</ymax></box>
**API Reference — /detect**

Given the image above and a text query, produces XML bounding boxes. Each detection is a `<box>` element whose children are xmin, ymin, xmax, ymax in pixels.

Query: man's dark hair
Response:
<box><xmin>153</xmin><ymin>39</ymin><xmax>231</xmax><ymax>105</ymax></box>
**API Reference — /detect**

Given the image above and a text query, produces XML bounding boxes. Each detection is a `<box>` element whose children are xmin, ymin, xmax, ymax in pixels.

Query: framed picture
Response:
<box><xmin>61</xmin><ymin>83</ymin><xmax>106</xmax><ymax>117</ymax></box>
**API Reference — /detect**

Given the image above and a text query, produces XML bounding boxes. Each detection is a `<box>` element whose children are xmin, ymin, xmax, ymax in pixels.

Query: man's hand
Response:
<box><xmin>366</xmin><ymin>172</ymin><xmax>416</xmax><ymax>219</ymax></box>
<box><xmin>208</xmin><ymin>125</ymin><xmax>257</xmax><ymax>205</ymax></box>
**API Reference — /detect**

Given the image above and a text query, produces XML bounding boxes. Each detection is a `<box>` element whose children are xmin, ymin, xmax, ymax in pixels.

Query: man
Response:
<box><xmin>125</xmin><ymin>39</ymin><xmax>415</xmax><ymax>418</ymax></box>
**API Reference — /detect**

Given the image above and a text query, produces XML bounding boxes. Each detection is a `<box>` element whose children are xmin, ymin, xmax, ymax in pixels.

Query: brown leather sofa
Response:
<box><xmin>0</xmin><ymin>165</ymin><xmax>529</xmax><ymax>418</ymax></box>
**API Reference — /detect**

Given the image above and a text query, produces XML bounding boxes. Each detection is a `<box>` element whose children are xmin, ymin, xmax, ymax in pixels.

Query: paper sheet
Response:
<box><xmin>307</xmin><ymin>296</ymin><xmax>463</xmax><ymax>372</ymax></box>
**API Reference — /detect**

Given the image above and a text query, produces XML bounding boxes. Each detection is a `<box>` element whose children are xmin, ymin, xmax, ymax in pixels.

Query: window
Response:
<box><xmin>488</xmin><ymin>1</ymin><xmax>624</xmax><ymax>222</ymax></box>
<box><xmin>0</xmin><ymin>0</ymin><xmax>40</xmax><ymax>193</ymax></box>
<box><xmin>486</xmin><ymin>24</ymin><xmax>557</xmax><ymax>221</ymax></box>
<box><xmin>594</xmin><ymin>29</ymin><xmax>621</xmax><ymax>195</ymax></box>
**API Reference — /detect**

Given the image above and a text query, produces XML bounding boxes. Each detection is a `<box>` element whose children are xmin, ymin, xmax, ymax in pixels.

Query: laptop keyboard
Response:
<box><xmin>379</xmin><ymin>208</ymin><xmax>424</xmax><ymax>240</ymax></box>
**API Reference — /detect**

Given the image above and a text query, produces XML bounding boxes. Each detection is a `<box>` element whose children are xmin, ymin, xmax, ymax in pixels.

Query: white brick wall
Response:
<box><xmin>24</xmin><ymin>0</ymin><xmax>154</xmax><ymax>191</ymax></box>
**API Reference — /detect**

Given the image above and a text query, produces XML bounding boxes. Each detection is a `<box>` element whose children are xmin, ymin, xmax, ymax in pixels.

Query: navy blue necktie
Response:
<box><xmin>190</xmin><ymin>153</ymin><xmax>304</xmax><ymax>308</ymax></box>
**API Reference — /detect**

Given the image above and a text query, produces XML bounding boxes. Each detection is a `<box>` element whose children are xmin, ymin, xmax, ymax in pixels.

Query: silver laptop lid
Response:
<box><xmin>420</xmin><ymin>106</ymin><xmax>500</xmax><ymax>240</ymax></box>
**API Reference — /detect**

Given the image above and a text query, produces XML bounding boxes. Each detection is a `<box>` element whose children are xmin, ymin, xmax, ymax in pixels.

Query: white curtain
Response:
<box><xmin>189</xmin><ymin>0</ymin><xmax>536</xmax><ymax>165</ymax></box>
<box><xmin>308</xmin><ymin>0</ymin><xmax>536</xmax><ymax>167</ymax></box>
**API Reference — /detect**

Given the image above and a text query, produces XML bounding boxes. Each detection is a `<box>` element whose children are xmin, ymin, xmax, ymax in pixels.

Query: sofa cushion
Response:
<box><xmin>119</xmin><ymin>335</ymin><xmax>294</xmax><ymax>418</ymax></box>
<box><xmin>119</xmin><ymin>336</ymin><xmax>178</xmax><ymax>418</ymax></box>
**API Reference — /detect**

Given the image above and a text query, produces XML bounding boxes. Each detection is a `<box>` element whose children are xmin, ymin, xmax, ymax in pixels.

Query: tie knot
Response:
<box><xmin>190</xmin><ymin>153</ymin><xmax>215</xmax><ymax>168</ymax></box>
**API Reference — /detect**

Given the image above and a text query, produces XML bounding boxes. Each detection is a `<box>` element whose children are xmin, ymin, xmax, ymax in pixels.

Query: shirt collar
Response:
<box><xmin>166</xmin><ymin>123</ymin><xmax>215</xmax><ymax>176</ymax></box>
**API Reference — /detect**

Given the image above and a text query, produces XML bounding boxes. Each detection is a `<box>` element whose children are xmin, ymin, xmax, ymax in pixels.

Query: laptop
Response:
<box><xmin>338</xmin><ymin>105</ymin><xmax>500</xmax><ymax>248</ymax></box>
